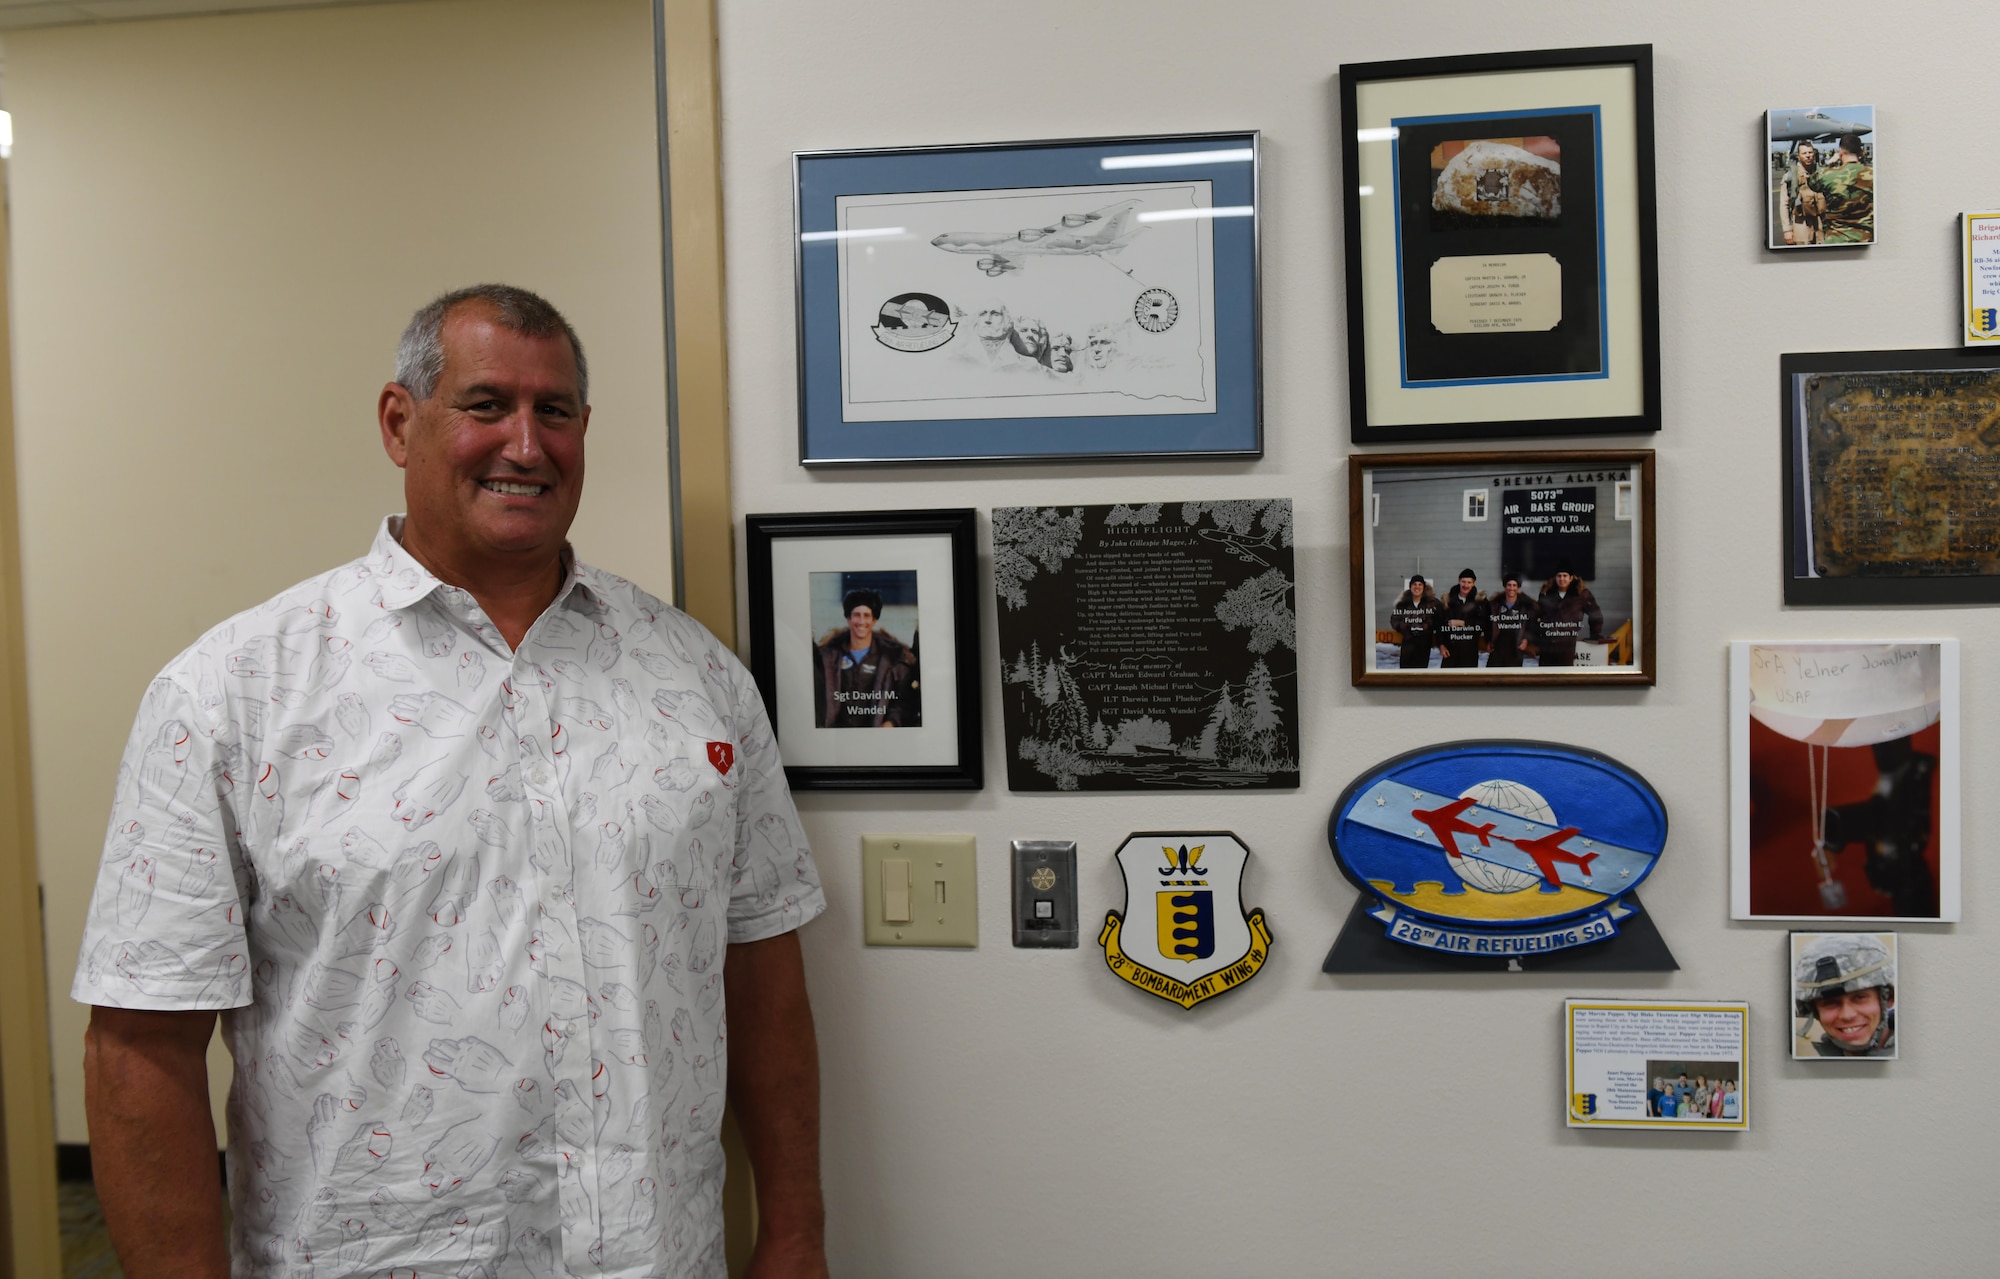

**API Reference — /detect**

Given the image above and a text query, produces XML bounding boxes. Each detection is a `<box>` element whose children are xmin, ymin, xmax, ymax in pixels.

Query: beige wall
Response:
<box><xmin>720</xmin><ymin>1</ymin><xmax>1995</xmax><ymax>1274</ymax></box>
<box><xmin>9</xmin><ymin>0</ymin><xmax>669</xmax><ymax>1142</ymax></box>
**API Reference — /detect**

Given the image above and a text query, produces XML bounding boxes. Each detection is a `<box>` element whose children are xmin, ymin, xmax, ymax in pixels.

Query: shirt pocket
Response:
<box><xmin>630</xmin><ymin>732</ymin><xmax>736</xmax><ymax>909</ymax></box>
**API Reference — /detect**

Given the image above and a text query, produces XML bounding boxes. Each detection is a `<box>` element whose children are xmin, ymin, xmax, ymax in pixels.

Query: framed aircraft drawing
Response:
<box><xmin>793</xmin><ymin>132</ymin><xmax>1262</xmax><ymax>465</ymax></box>
<box><xmin>1339</xmin><ymin>46</ymin><xmax>1661</xmax><ymax>443</ymax></box>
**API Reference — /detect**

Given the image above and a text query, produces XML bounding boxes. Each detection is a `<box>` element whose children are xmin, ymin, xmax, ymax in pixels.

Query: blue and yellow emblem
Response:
<box><xmin>1102</xmin><ymin>832</ymin><xmax>1271</xmax><ymax>1010</ymax></box>
<box><xmin>1327</xmin><ymin>741</ymin><xmax>1667</xmax><ymax>958</ymax></box>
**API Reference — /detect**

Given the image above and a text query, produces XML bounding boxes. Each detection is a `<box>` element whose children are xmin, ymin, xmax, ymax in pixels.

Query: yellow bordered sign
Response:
<box><xmin>1099</xmin><ymin>831</ymin><xmax>1272</xmax><ymax>1010</ymax></box>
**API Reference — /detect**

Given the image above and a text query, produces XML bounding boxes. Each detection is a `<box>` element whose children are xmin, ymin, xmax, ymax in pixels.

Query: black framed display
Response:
<box><xmin>1350</xmin><ymin>450</ymin><xmax>1655</xmax><ymax>687</ymax></box>
<box><xmin>1783</xmin><ymin>347</ymin><xmax>2000</xmax><ymax>605</ymax></box>
<box><xmin>1339</xmin><ymin>45</ymin><xmax>1661</xmax><ymax>443</ymax></box>
<box><xmin>793</xmin><ymin>131</ymin><xmax>1261</xmax><ymax>465</ymax></box>
<box><xmin>746</xmin><ymin>509</ymin><xmax>982</xmax><ymax>790</ymax></box>
<box><xmin>993</xmin><ymin>499</ymin><xmax>1299</xmax><ymax>791</ymax></box>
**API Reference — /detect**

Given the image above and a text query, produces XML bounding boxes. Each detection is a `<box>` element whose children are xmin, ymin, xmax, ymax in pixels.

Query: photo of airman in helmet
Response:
<box><xmin>1792</xmin><ymin>932</ymin><xmax>1898</xmax><ymax>1059</ymax></box>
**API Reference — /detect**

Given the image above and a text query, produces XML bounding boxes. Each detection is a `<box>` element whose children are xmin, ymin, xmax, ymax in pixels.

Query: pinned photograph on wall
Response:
<box><xmin>746</xmin><ymin>509</ymin><xmax>983</xmax><ymax>790</ymax></box>
<box><xmin>1566</xmin><ymin>1000</ymin><xmax>1749</xmax><ymax>1131</ymax></box>
<box><xmin>1324</xmin><ymin>741</ymin><xmax>1676</xmax><ymax>974</ymax></box>
<box><xmin>1349</xmin><ymin>450</ymin><xmax>1655</xmax><ymax>686</ymax></box>
<box><xmin>1792</xmin><ymin>931</ymin><xmax>1899</xmax><ymax>1060</ymax></box>
<box><xmin>1767</xmin><ymin>105</ymin><xmax>1875</xmax><ymax>249</ymax></box>
<box><xmin>794</xmin><ymin>131</ymin><xmax>1261</xmax><ymax>464</ymax></box>
<box><xmin>1099</xmin><ymin>831</ymin><xmax>1271</xmax><ymax>1010</ymax></box>
<box><xmin>1731</xmin><ymin>641</ymin><xmax>1959</xmax><ymax>921</ymax></box>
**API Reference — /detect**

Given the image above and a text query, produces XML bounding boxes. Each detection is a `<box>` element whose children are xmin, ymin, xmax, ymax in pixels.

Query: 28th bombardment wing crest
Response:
<box><xmin>1100</xmin><ymin>831</ymin><xmax>1271</xmax><ymax>1009</ymax></box>
<box><xmin>1326</xmin><ymin>742</ymin><xmax>1669</xmax><ymax>967</ymax></box>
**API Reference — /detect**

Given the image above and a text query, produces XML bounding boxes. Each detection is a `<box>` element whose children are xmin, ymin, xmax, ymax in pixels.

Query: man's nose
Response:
<box><xmin>500</xmin><ymin>408</ymin><xmax>547</xmax><ymax>464</ymax></box>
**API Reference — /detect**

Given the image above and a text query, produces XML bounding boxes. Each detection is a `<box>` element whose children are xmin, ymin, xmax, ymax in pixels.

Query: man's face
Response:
<box><xmin>1555</xmin><ymin>571</ymin><xmax>1573</xmax><ymax>591</ymax></box>
<box><xmin>1086</xmin><ymin>331</ymin><xmax>1117</xmax><ymax>369</ymax></box>
<box><xmin>1048</xmin><ymin>333</ymin><xmax>1074</xmax><ymax>372</ymax></box>
<box><xmin>974</xmin><ymin>304</ymin><xmax>1011</xmax><ymax>340</ymax></box>
<box><xmin>1014</xmin><ymin>317</ymin><xmax>1047</xmax><ymax>349</ymax></box>
<box><xmin>1797</xmin><ymin>142</ymin><xmax>1817</xmax><ymax>167</ymax></box>
<box><xmin>380</xmin><ymin>303</ymin><xmax>588</xmax><ymax>567</ymax></box>
<box><xmin>1503</xmin><ymin>582</ymin><xmax>1520</xmax><ymax>603</ymax></box>
<box><xmin>1458</xmin><ymin>576</ymin><xmax>1475</xmax><ymax>597</ymax></box>
<box><xmin>1815</xmin><ymin>987</ymin><xmax>1887</xmax><ymax>1049</ymax></box>
<box><xmin>847</xmin><ymin>605</ymin><xmax>877</xmax><ymax>647</ymax></box>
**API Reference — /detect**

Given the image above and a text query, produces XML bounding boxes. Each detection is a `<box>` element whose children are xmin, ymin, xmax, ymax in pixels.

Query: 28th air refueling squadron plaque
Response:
<box><xmin>1324</xmin><ymin>741</ymin><xmax>1676</xmax><ymax>973</ymax></box>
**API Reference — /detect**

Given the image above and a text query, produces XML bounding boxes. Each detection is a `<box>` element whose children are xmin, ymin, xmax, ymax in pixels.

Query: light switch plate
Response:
<box><xmin>1011</xmin><ymin>840</ymin><xmax>1078</xmax><ymax>948</ymax></box>
<box><xmin>862</xmin><ymin>834</ymin><xmax>978</xmax><ymax>947</ymax></box>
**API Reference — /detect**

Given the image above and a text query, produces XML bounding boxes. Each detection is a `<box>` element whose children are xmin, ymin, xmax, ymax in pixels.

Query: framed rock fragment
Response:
<box><xmin>1338</xmin><ymin>46</ymin><xmax>1661</xmax><ymax>442</ymax></box>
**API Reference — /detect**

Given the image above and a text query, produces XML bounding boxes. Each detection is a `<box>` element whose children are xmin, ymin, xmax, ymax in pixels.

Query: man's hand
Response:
<box><xmin>726</xmin><ymin>930</ymin><xmax>828</xmax><ymax>1278</ymax></box>
<box><xmin>85</xmin><ymin>1005</ymin><xmax>228</xmax><ymax>1278</ymax></box>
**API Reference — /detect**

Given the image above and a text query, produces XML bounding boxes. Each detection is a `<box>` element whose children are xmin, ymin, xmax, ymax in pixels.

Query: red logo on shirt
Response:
<box><xmin>706</xmin><ymin>741</ymin><xmax>735</xmax><ymax>776</ymax></box>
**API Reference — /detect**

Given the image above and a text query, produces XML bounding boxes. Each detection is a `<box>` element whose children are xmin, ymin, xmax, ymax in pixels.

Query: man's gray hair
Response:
<box><xmin>394</xmin><ymin>283</ymin><xmax>589</xmax><ymax>404</ymax></box>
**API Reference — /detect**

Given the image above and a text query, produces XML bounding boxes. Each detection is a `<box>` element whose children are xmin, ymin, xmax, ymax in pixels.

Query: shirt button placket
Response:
<box><xmin>518</xmin><ymin>663</ymin><xmax>598</xmax><ymax>1272</ymax></box>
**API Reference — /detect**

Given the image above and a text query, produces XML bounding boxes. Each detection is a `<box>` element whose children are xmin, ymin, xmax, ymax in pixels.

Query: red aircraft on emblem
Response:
<box><xmin>1508</xmin><ymin>827</ymin><xmax>1598</xmax><ymax>886</ymax></box>
<box><xmin>1410</xmin><ymin>797</ymin><xmax>1498</xmax><ymax>859</ymax></box>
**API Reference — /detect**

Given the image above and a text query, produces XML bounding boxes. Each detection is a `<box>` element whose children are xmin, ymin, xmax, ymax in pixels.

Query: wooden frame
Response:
<box><xmin>746</xmin><ymin>509</ymin><xmax>984</xmax><ymax>790</ymax></box>
<box><xmin>1339</xmin><ymin>45</ymin><xmax>1661</xmax><ymax>443</ymax></box>
<box><xmin>1349</xmin><ymin>450</ymin><xmax>1656</xmax><ymax>687</ymax></box>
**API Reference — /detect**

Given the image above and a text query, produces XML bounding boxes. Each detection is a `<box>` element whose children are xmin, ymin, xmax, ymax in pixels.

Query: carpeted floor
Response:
<box><xmin>58</xmin><ymin>1180</ymin><xmax>122</xmax><ymax>1279</ymax></box>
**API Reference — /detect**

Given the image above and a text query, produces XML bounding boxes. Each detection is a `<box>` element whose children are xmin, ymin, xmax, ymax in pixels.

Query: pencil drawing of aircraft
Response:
<box><xmin>1769</xmin><ymin>108</ymin><xmax>1873</xmax><ymax>142</ymax></box>
<box><xmin>1508</xmin><ymin>827</ymin><xmax>1598</xmax><ymax>887</ymax></box>
<box><xmin>1410</xmin><ymin>797</ymin><xmax>1498</xmax><ymax>860</ymax></box>
<box><xmin>930</xmin><ymin>199</ymin><xmax>1145</xmax><ymax>276</ymax></box>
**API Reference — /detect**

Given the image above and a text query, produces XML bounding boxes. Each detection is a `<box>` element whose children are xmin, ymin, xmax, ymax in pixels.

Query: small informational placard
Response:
<box><xmin>1429</xmin><ymin>253</ymin><xmax>1562</xmax><ymax>333</ymax></box>
<box><xmin>1964</xmin><ymin>212</ymin><xmax>2000</xmax><ymax>344</ymax></box>
<box><xmin>1565</xmin><ymin>999</ymin><xmax>1749</xmax><ymax>1130</ymax></box>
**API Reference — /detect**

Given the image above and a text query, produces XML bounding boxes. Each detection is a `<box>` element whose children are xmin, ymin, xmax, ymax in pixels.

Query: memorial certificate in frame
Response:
<box><xmin>1339</xmin><ymin>46</ymin><xmax>1661</xmax><ymax>443</ymax></box>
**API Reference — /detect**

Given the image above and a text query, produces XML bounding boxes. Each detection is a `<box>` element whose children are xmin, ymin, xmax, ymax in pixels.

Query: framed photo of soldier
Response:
<box><xmin>792</xmin><ymin>131</ymin><xmax>1262</xmax><ymax>466</ymax></box>
<box><xmin>1730</xmin><ymin>641</ymin><xmax>1960</xmax><ymax>922</ymax></box>
<box><xmin>745</xmin><ymin>509</ymin><xmax>983</xmax><ymax>790</ymax></box>
<box><xmin>1783</xmin><ymin>347</ymin><xmax>2000</xmax><ymax>604</ymax></box>
<box><xmin>1339</xmin><ymin>45</ymin><xmax>1661</xmax><ymax>442</ymax></box>
<box><xmin>1348</xmin><ymin>450</ymin><xmax>1655</xmax><ymax>687</ymax></box>
<box><xmin>1791</xmin><ymin>932</ymin><xmax>1899</xmax><ymax>1060</ymax></box>
<box><xmin>1766</xmin><ymin>105</ymin><xmax>1875</xmax><ymax>250</ymax></box>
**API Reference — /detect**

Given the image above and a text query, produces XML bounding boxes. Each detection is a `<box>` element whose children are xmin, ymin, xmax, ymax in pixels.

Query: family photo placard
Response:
<box><xmin>993</xmin><ymin>499</ymin><xmax>1298</xmax><ymax>791</ymax></box>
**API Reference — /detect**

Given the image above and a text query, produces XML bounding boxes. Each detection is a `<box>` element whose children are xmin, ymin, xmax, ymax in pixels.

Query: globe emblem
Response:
<box><xmin>1451</xmin><ymin>779</ymin><xmax>1555</xmax><ymax>894</ymax></box>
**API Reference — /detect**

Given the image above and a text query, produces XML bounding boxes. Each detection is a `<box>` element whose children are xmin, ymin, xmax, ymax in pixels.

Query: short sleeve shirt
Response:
<box><xmin>72</xmin><ymin>517</ymin><xmax>825</xmax><ymax>1278</ymax></box>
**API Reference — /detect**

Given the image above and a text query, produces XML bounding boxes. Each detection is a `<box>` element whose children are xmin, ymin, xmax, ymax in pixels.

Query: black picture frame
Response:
<box><xmin>1782</xmin><ymin>346</ymin><xmax>2000</xmax><ymax>604</ymax></box>
<box><xmin>1339</xmin><ymin>45</ymin><xmax>1661</xmax><ymax>443</ymax></box>
<box><xmin>746</xmin><ymin>509</ymin><xmax>983</xmax><ymax>790</ymax></box>
<box><xmin>793</xmin><ymin>131</ymin><xmax>1262</xmax><ymax>465</ymax></box>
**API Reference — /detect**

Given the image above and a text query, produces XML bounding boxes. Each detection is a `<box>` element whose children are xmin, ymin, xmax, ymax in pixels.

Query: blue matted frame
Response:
<box><xmin>793</xmin><ymin>132</ymin><xmax>1261</xmax><ymax>466</ymax></box>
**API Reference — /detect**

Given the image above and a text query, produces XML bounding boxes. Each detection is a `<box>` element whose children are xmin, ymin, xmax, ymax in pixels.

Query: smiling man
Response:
<box><xmin>74</xmin><ymin>285</ymin><xmax>829</xmax><ymax>1278</ymax></box>
<box><xmin>1794</xmin><ymin>933</ymin><xmax>1897</xmax><ymax>1058</ymax></box>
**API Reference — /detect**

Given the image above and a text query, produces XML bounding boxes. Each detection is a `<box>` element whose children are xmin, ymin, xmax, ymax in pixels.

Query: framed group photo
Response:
<box><xmin>1730</xmin><ymin>640</ymin><xmax>1960</xmax><ymax>922</ymax></box>
<box><xmin>745</xmin><ymin>509</ymin><xmax>983</xmax><ymax>790</ymax></box>
<box><xmin>1783</xmin><ymin>347</ymin><xmax>2000</xmax><ymax>604</ymax></box>
<box><xmin>793</xmin><ymin>131</ymin><xmax>1262</xmax><ymax>466</ymax></box>
<box><xmin>1348</xmin><ymin>450</ymin><xmax>1655</xmax><ymax>687</ymax></box>
<box><xmin>1339</xmin><ymin>45</ymin><xmax>1661</xmax><ymax>443</ymax></box>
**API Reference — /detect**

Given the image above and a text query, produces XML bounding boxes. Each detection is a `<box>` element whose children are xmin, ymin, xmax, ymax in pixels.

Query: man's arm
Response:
<box><xmin>725</xmin><ymin>929</ymin><xmax>828</xmax><ymax>1278</ymax></box>
<box><xmin>84</xmin><ymin>1006</ymin><xmax>227</xmax><ymax>1279</ymax></box>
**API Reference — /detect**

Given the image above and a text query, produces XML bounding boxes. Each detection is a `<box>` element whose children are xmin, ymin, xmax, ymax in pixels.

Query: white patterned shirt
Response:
<box><xmin>72</xmin><ymin>517</ymin><xmax>825</xmax><ymax>1278</ymax></box>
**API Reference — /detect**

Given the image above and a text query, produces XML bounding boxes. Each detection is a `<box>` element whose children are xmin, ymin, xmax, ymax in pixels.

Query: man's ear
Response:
<box><xmin>379</xmin><ymin>383</ymin><xmax>417</xmax><ymax>467</ymax></box>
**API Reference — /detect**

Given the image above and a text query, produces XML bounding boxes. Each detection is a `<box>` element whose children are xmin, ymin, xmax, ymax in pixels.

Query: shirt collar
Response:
<box><xmin>365</xmin><ymin>515</ymin><xmax>608</xmax><ymax>617</ymax></box>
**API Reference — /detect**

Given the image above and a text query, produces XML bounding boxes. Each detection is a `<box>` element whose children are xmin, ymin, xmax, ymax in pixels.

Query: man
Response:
<box><xmin>75</xmin><ymin>285</ymin><xmax>829</xmax><ymax>1278</ymax></box>
<box><xmin>812</xmin><ymin>588</ymin><xmax>916</xmax><ymax>728</ymax></box>
<box><xmin>1485</xmin><ymin>571</ymin><xmax>1536</xmax><ymax>668</ymax></box>
<box><xmin>1389</xmin><ymin>574</ymin><xmax>1443</xmax><ymax>670</ymax></box>
<box><xmin>1535</xmin><ymin>562</ymin><xmax>1603</xmax><ymax>667</ymax></box>
<box><xmin>952</xmin><ymin>299</ymin><xmax>1042</xmax><ymax>373</ymax></box>
<box><xmin>1779</xmin><ymin>140</ymin><xmax>1824</xmax><ymax>246</ymax></box>
<box><xmin>1807</xmin><ymin>133</ymin><xmax>1873</xmax><ymax>245</ymax></box>
<box><xmin>1794</xmin><ymin>934</ymin><xmax>1897</xmax><ymax>1057</ymax></box>
<box><xmin>1438</xmin><ymin>569</ymin><xmax>1487</xmax><ymax>669</ymax></box>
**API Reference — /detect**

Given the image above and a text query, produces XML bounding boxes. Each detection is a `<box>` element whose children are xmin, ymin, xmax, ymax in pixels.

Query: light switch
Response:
<box><xmin>862</xmin><ymin>834</ymin><xmax>977</xmax><ymax>948</ymax></box>
<box><xmin>883</xmin><ymin>858</ymin><xmax>912</xmax><ymax>923</ymax></box>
